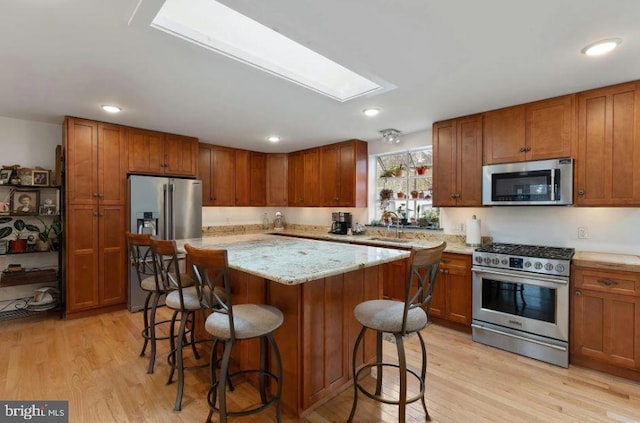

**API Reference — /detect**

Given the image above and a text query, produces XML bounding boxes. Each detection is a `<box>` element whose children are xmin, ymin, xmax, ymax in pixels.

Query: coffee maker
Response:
<box><xmin>330</xmin><ymin>212</ymin><xmax>352</xmax><ymax>235</ymax></box>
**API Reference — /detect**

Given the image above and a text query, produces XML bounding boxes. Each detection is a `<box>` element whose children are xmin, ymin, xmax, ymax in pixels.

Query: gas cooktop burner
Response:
<box><xmin>475</xmin><ymin>243</ymin><xmax>575</xmax><ymax>260</ymax></box>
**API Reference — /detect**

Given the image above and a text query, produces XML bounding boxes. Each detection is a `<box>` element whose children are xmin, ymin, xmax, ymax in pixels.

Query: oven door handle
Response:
<box><xmin>472</xmin><ymin>324</ymin><xmax>567</xmax><ymax>352</ymax></box>
<box><xmin>472</xmin><ymin>267</ymin><xmax>568</xmax><ymax>284</ymax></box>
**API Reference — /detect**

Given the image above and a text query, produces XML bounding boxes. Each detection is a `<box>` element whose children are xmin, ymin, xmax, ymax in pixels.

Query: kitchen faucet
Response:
<box><xmin>383</xmin><ymin>211</ymin><xmax>402</xmax><ymax>239</ymax></box>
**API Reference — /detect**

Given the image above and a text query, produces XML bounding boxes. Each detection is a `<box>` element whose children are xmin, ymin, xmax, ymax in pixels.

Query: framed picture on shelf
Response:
<box><xmin>10</xmin><ymin>189</ymin><xmax>39</xmax><ymax>215</ymax></box>
<box><xmin>32</xmin><ymin>170</ymin><xmax>49</xmax><ymax>186</ymax></box>
<box><xmin>0</xmin><ymin>169</ymin><xmax>12</xmax><ymax>185</ymax></box>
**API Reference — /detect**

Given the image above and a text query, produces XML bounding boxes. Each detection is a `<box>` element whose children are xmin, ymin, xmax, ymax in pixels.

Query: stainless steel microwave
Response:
<box><xmin>482</xmin><ymin>158</ymin><xmax>573</xmax><ymax>206</ymax></box>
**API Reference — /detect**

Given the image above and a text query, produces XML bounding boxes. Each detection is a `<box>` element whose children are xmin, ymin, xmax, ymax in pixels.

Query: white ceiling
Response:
<box><xmin>1</xmin><ymin>0</ymin><xmax>639</xmax><ymax>153</ymax></box>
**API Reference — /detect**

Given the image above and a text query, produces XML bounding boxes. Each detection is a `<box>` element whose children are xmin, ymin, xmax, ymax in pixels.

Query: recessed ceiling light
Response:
<box><xmin>268</xmin><ymin>136</ymin><xmax>281</xmax><ymax>143</ymax></box>
<box><xmin>362</xmin><ymin>108</ymin><xmax>381</xmax><ymax>117</ymax></box>
<box><xmin>581</xmin><ymin>38</ymin><xmax>622</xmax><ymax>56</ymax></box>
<box><xmin>151</xmin><ymin>0</ymin><xmax>389</xmax><ymax>102</ymax></box>
<box><xmin>101</xmin><ymin>105</ymin><xmax>122</xmax><ymax>113</ymax></box>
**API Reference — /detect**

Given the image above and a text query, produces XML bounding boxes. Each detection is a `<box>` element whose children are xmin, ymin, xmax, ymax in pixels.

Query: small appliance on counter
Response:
<box><xmin>330</xmin><ymin>212</ymin><xmax>352</xmax><ymax>235</ymax></box>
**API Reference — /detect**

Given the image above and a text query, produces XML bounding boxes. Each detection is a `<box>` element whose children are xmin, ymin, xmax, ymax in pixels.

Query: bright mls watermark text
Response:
<box><xmin>1</xmin><ymin>401</ymin><xmax>68</xmax><ymax>422</ymax></box>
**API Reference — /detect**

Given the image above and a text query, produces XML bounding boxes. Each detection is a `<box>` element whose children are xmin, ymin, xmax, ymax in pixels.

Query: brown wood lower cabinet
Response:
<box><xmin>571</xmin><ymin>266</ymin><xmax>640</xmax><ymax>381</ymax></box>
<box><xmin>214</xmin><ymin>265</ymin><xmax>382</xmax><ymax>417</ymax></box>
<box><xmin>429</xmin><ymin>253</ymin><xmax>472</xmax><ymax>326</ymax></box>
<box><xmin>66</xmin><ymin>204</ymin><xmax>127</xmax><ymax>316</ymax></box>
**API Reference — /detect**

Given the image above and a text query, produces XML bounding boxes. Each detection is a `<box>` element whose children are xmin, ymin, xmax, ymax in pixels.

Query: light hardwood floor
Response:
<box><xmin>1</xmin><ymin>308</ymin><xmax>639</xmax><ymax>422</ymax></box>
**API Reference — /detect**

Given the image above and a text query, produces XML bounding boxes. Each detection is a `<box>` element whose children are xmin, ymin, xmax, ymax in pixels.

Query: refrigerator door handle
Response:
<box><xmin>169</xmin><ymin>183</ymin><xmax>175</xmax><ymax>239</ymax></box>
<box><xmin>163</xmin><ymin>183</ymin><xmax>169</xmax><ymax>239</ymax></box>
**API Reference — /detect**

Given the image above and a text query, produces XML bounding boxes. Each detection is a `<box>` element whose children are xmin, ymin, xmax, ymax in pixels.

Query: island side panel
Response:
<box><xmin>268</xmin><ymin>279</ymin><xmax>303</xmax><ymax>416</ymax></box>
<box><xmin>302</xmin><ymin>273</ymin><xmax>350</xmax><ymax>409</ymax></box>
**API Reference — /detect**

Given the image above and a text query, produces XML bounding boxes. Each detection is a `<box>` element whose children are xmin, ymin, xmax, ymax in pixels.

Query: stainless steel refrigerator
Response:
<box><xmin>127</xmin><ymin>175</ymin><xmax>202</xmax><ymax>312</ymax></box>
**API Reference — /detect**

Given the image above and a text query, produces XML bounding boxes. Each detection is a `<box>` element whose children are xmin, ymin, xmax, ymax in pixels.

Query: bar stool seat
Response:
<box><xmin>348</xmin><ymin>242</ymin><xmax>446</xmax><ymax>423</ymax></box>
<box><xmin>205</xmin><ymin>304</ymin><xmax>283</xmax><ymax>339</ymax></box>
<box><xmin>354</xmin><ymin>300</ymin><xmax>427</xmax><ymax>333</ymax></box>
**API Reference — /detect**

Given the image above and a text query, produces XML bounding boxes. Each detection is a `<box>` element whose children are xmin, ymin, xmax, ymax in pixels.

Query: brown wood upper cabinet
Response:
<box><xmin>576</xmin><ymin>82</ymin><xmax>640</xmax><ymax>206</ymax></box>
<box><xmin>266</xmin><ymin>153</ymin><xmax>288</xmax><ymax>206</ymax></box>
<box><xmin>64</xmin><ymin>117</ymin><xmax>127</xmax><ymax>315</ymax></box>
<box><xmin>321</xmin><ymin>140</ymin><xmax>368</xmax><ymax>207</ymax></box>
<box><xmin>432</xmin><ymin>114</ymin><xmax>483</xmax><ymax>207</ymax></box>
<box><xmin>235</xmin><ymin>150</ymin><xmax>266</xmax><ymax>206</ymax></box>
<box><xmin>483</xmin><ymin>95</ymin><xmax>574</xmax><ymax>165</ymax></box>
<box><xmin>199</xmin><ymin>144</ymin><xmax>236</xmax><ymax>206</ymax></box>
<box><xmin>288</xmin><ymin>148</ymin><xmax>320</xmax><ymax>206</ymax></box>
<box><xmin>129</xmin><ymin>128</ymin><xmax>198</xmax><ymax>177</ymax></box>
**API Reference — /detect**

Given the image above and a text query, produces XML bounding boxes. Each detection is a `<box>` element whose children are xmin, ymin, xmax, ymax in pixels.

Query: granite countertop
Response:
<box><xmin>268</xmin><ymin>229</ymin><xmax>474</xmax><ymax>255</ymax></box>
<box><xmin>573</xmin><ymin>251</ymin><xmax>640</xmax><ymax>273</ymax></box>
<box><xmin>174</xmin><ymin>233</ymin><xmax>410</xmax><ymax>285</ymax></box>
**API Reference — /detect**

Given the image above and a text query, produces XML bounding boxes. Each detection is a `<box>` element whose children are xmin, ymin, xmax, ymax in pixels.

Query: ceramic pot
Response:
<box><xmin>36</xmin><ymin>239</ymin><xmax>51</xmax><ymax>252</ymax></box>
<box><xmin>9</xmin><ymin>239</ymin><xmax>27</xmax><ymax>253</ymax></box>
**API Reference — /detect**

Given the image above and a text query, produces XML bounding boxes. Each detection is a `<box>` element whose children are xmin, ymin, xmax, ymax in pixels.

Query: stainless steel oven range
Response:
<box><xmin>471</xmin><ymin>243</ymin><xmax>575</xmax><ymax>367</ymax></box>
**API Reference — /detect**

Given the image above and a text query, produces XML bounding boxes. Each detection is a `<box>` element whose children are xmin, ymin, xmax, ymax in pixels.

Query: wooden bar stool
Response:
<box><xmin>126</xmin><ymin>232</ymin><xmax>176</xmax><ymax>374</ymax></box>
<box><xmin>185</xmin><ymin>244</ymin><xmax>284</xmax><ymax>423</ymax></box>
<box><xmin>149</xmin><ymin>238</ymin><xmax>207</xmax><ymax>412</ymax></box>
<box><xmin>348</xmin><ymin>242</ymin><xmax>446</xmax><ymax>423</ymax></box>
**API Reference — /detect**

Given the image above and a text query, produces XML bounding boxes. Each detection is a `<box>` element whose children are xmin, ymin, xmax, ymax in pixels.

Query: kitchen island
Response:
<box><xmin>174</xmin><ymin>233</ymin><xmax>411</xmax><ymax>417</ymax></box>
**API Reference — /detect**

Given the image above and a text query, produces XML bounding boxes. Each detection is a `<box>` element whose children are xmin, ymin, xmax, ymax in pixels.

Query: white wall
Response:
<box><xmin>0</xmin><ymin>116</ymin><xmax>61</xmax><ymax>168</ymax></box>
<box><xmin>441</xmin><ymin>207</ymin><xmax>640</xmax><ymax>255</ymax></box>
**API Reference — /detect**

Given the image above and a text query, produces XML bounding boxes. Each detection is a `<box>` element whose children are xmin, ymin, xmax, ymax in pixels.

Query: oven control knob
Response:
<box><xmin>534</xmin><ymin>262</ymin><xmax>543</xmax><ymax>270</ymax></box>
<box><xmin>475</xmin><ymin>256</ymin><xmax>483</xmax><ymax>264</ymax></box>
<box><xmin>484</xmin><ymin>257</ymin><xmax>491</xmax><ymax>264</ymax></box>
<box><xmin>492</xmin><ymin>258</ymin><xmax>500</xmax><ymax>265</ymax></box>
<box><xmin>501</xmin><ymin>259</ymin><xmax>508</xmax><ymax>265</ymax></box>
<box><xmin>544</xmin><ymin>263</ymin><xmax>554</xmax><ymax>271</ymax></box>
<box><xmin>556</xmin><ymin>264</ymin><xmax>565</xmax><ymax>273</ymax></box>
<box><xmin>524</xmin><ymin>261</ymin><xmax>531</xmax><ymax>268</ymax></box>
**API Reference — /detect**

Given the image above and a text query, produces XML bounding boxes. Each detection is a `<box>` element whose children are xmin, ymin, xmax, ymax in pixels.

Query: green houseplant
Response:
<box><xmin>0</xmin><ymin>217</ymin><xmax>39</xmax><ymax>253</ymax></box>
<box><xmin>35</xmin><ymin>216</ymin><xmax>61</xmax><ymax>251</ymax></box>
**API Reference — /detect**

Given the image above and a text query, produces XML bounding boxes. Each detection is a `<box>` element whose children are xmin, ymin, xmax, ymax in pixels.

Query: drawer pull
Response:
<box><xmin>597</xmin><ymin>279</ymin><xmax>618</xmax><ymax>287</ymax></box>
<box><xmin>441</xmin><ymin>258</ymin><xmax>451</xmax><ymax>264</ymax></box>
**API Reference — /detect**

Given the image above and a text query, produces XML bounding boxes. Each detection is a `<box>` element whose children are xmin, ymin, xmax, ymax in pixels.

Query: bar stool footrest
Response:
<box><xmin>354</xmin><ymin>362</ymin><xmax>426</xmax><ymax>406</ymax></box>
<box><xmin>207</xmin><ymin>369</ymin><xmax>280</xmax><ymax>418</ymax></box>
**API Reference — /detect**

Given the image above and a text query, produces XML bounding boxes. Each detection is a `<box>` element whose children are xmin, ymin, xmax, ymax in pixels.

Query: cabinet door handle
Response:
<box><xmin>334</xmin><ymin>197</ymin><xmax>340</xmax><ymax>201</ymax></box>
<box><xmin>98</xmin><ymin>193</ymin><xmax>104</xmax><ymax>198</ymax></box>
<box><xmin>441</xmin><ymin>258</ymin><xmax>451</xmax><ymax>264</ymax></box>
<box><xmin>93</xmin><ymin>193</ymin><xmax>99</xmax><ymax>197</ymax></box>
<box><xmin>450</xmin><ymin>194</ymin><xmax>456</xmax><ymax>199</ymax></box>
<box><xmin>519</xmin><ymin>147</ymin><xmax>526</xmax><ymax>153</ymax></box>
<box><xmin>93</xmin><ymin>211</ymin><xmax>98</xmax><ymax>216</ymax></box>
<box><xmin>597</xmin><ymin>279</ymin><xmax>618</xmax><ymax>286</ymax></box>
<box><xmin>578</xmin><ymin>189</ymin><xmax>585</xmax><ymax>196</ymax></box>
<box><xmin>575</xmin><ymin>290</ymin><xmax>582</xmax><ymax>297</ymax></box>
<box><xmin>525</xmin><ymin>146</ymin><xmax>531</xmax><ymax>152</ymax></box>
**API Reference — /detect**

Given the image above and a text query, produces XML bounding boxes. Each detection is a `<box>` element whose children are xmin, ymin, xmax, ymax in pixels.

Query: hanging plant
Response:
<box><xmin>379</xmin><ymin>188</ymin><xmax>394</xmax><ymax>201</ymax></box>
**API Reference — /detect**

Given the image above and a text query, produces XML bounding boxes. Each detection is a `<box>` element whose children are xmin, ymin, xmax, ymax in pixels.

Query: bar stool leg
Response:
<box><xmin>395</xmin><ymin>333</ymin><xmax>407</xmax><ymax>423</ymax></box>
<box><xmin>417</xmin><ymin>331</ymin><xmax>430</xmax><ymax>420</ymax></box>
<box><xmin>374</xmin><ymin>330</ymin><xmax>383</xmax><ymax>396</ymax></box>
<box><xmin>218</xmin><ymin>339</ymin><xmax>234</xmax><ymax>423</ymax></box>
<box><xmin>259</xmin><ymin>336</ymin><xmax>268</xmax><ymax>404</ymax></box>
<box><xmin>173</xmin><ymin>311</ymin><xmax>190</xmax><ymax>411</ymax></box>
<box><xmin>187</xmin><ymin>311</ymin><xmax>200</xmax><ymax>360</ymax></box>
<box><xmin>167</xmin><ymin>310</ymin><xmax>179</xmax><ymax>384</ymax></box>
<box><xmin>207</xmin><ymin>339</ymin><xmax>219</xmax><ymax>423</ymax></box>
<box><xmin>347</xmin><ymin>326</ymin><xmax>367</xmax><ymax>423</ymax></box>
<box><xmin>267</xmin><ymin>333</ymin><xmax>283</xmax><ymax>423</ymax></box>
<box><xmin>147</xmin><ymin>291</ymin><xmax>161</xmax><ymax>374</ymax></box>
<box><xmin>140</xmin><ymin>291</ymin><xmax>153</xmax><ymax>357</ymax></box>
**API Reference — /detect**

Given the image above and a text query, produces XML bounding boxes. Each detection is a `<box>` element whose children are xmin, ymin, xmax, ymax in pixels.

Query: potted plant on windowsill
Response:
<box><xmin>379</xmin><ymin>188</ymin><xmax>394</xmax><ymax>201</ymax></box>
<box><xmin>415</xmin><ymin>165</ymin><xmax>430</xmax><ymax>175</ymax></box>
<box><xmin>393</xmin><ymin>164</ymin><xmax>407</xmax><ymax>178</ymax></box>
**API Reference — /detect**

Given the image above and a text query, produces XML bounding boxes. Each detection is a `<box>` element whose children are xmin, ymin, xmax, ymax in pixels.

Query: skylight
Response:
<box><xmin>151</xmin><ymin>0</ymin><xmax>383</xmax><ymax>102</ymax></box>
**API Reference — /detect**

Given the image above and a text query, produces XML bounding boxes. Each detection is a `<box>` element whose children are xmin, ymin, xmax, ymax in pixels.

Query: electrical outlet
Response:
<box><xmin>578</xmin><ymin>227</ymin><xmax>588</xmax><ymax>239</ymax></box>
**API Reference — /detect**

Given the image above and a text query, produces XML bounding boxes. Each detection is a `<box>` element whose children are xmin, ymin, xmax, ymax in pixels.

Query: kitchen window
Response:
<box><xmin>373</xmin><ymin>148</ymin><xmax>438</xmax><ymax>228</ymax></box>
